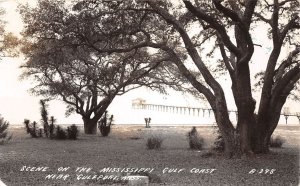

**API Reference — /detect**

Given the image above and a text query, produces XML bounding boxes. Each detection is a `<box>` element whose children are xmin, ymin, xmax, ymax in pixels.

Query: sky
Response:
<box><xmin>0</xmin><ymin>0</ymin><xmax>299</xmax><ymax>126</ymax></box>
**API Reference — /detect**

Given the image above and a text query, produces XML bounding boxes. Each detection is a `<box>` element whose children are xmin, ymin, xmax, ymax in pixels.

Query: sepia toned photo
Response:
<box><xmin>0</xmin><ymin>0</ymin><xmax>299</xmax><ymax>185</ymax></box>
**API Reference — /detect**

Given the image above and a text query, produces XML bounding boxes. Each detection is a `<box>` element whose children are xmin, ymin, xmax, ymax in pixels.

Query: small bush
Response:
<box><xmin>24</xmin><ymin>120</ymin><xmax>39</xmax><ymax>138</ymax></box>
<box><xmin>55</xmin><ymin>126</ymin><xmax>67</xmax><ymax>140</ymax></box>
<box><xmin>0</xmin><ymin>116</ymin><xmax>12</xmax><ymax>144</ymax></box>
<box><xmin>31</xmin><ymin>122</ymin><xmax>38</xmax><ymax>138</ymax></box>
<box><xmin>187</xmin><ymin>127</ymin><xmax>204</xmax><ymax>150</ymax></box>
<box><xmin>270</xmin><ymin>135</ymin><xmax>285</xmax><ymax>148</ymax></box>
<box><xmin>24</xmin><ymin>119</ymin><xmax>31</xmax><ymax>134</ymax></box>
<box><xmin>212</xmin><ymin>125</ymin><xmax>225</xmax><ymax>152</ymax></box>
<box><xmin>49</xmin><ymin>116</ymin><xmax>56</xmax><ymax>139</ymax></box>
<box><xmin>99</xmin><ymin>125</ymin><xmax>111</xmax><ymax>136</ymax></box>
<box><xmin>98</xmin><ymin>111</ymin><xmax>113</xmax><ymax>137</ymax></box>
<box><xmin>38</xmin><ymin>128</ymin><xmax>43</xmax><ymax>138</ymax></box>
<box><xmin>146</xmin><ymin>136</ymin><xmax>163</xmax><ymax>149</ymax></box>
<box><xmin>67</xmin><ymin>124</ymin><xmax>79</xmax><ymax>140</ymax></box>
<box><xmin>49</xmin><ymin>123</ymin><xmax>55</xmax><ymax>139</ymax></box>
<box><xmin>213</xmin><ymin>134</ymin><xmax>225</xmax><ymax>152</ymax></box>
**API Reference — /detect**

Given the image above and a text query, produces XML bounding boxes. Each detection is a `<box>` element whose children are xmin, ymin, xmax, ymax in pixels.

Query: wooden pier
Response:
<box><xmin>132</xmin><ymin>99</ymin><xmax>300</xmax><ymax>124</ymax></box>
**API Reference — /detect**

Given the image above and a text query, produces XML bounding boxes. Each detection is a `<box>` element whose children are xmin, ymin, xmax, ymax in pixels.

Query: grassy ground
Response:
<box><xmin>0</xmin><ymin>125</ymin><xmax>299</xmax><ymax>186</ymax></box>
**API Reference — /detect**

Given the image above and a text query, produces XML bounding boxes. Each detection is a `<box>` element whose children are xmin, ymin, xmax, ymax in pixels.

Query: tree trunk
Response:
<box><xmin>236</xmin><ymin>110</ymin><xmax>257</xmax><ymax>154</ymax></box>
<box><xmin>213</xmin><ymin>95</ymin><xmax>239</xmax><ymax>157</ymax></box>
<box><xmin>214</xmin><ymin>110</ymin><xmax>240</xmax><ymax>157</ymax></box>
<box><xmin>81</xmin><ymin>96</ymin><xmax>113</xmax><ymax>134</ymax></box>
<box><xmin>252</xmin><ymin>94</ymin><xmax>287</xmax><ymax>153</ymax></box>
<box><xmin>251</xmin><ymin>127</ymin><xmax>269</xmax><ymax>153</ymax></box>
<box><xmin>83</xmin><ymin>118</ymin><xmax>98</xmax><ymax>134</ymax></box>
<box><xmin>234</xmin><ymin>64</ymin><xmax>256</xmax><ymax>154</ymax></box>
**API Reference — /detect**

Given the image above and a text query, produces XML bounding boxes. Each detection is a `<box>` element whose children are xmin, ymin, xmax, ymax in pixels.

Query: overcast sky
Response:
<box><xmin>0</xmin><ymin>0</ymin><xmax>298</xmax><ymax>125</ymax></box>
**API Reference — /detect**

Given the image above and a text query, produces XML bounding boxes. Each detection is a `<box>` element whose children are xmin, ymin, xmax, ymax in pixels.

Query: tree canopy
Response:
<box><xmin>0</xmin><ymin>8</ymin><xmax>19</xmax><ymax>58</ymax></box>
<box><xmin>19</xmin><ymin>0</ymin><xmax>188</xmax><ymax>134</ymax></box>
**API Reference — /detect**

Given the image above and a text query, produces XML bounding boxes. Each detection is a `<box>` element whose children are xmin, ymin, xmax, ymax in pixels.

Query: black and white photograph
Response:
<box><xmin>0</xmin><ymin>0</ymin><xmax>299</xmax><ymax>185</ymax></box>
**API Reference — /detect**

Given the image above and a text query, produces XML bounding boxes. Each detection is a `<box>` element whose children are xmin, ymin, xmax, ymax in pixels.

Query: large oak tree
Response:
<box><xmin>19</xmin><ymin>0</ymin><xmax>186</xmax><ymax>134</ymax></box>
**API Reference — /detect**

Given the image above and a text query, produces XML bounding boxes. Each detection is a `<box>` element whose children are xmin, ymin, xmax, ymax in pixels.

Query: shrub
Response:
<box><xmin>270</xmin><ymin>135</ymin><xmax>285</xmax><ymax>148</ymax></box>
<box><xmin>49</xmin><ymin>116</ymin><xmax>56</xmax><ymax>139</ymax></box>
<box><xmin>146</xmin><ymin>136</ymin><xmax>163</xmax><ymax>149</ymax></box>
<box><xmin>187</xmin><ymin>127</ymin><xmax>204</xmax><ymax>150</ymax></box>
<box><xmin>49</xmin><ymin>123</ymin><xmax>55</xmax><ymax>139</ymax></box>
<box><xmin>24</xmin><ymin>119</ymin><xmax>31</xmax><ymax>134</ymax></box>
<box><xmin>212</xmin><ymin>125</ymin><xmax>225</xmax><ymax>152</ymax></box>
<box><xmin>55</xmin><ymin>126</ymin><xmax>67</xmax><ymax>140</ymax></box>
<box><xmin>31</xmin><ymin>121</ymin><xmax>39</xmax><ymax>138</ymax></box>
<box><xmin>24</xmin><ymin>120</ymin><xmax>39</xmax><ymax>138</ymax></box>
<box><xmin>98</xmin><ymin>111</ymin><xmax>113</xmax><ymax>137</ymax></box>
<box><xmin>99</xmin><ymin>125</ymin><xmax>111</xmax><ymax>137</ymax></box>
<box><xmin>67</xmin><ymin>124</ymin><xmax>79</xmax><ymax>140</ymax></box>
<box><xmin>213</xmin><ymin>134</ymin><xmax>225</xmax><ymax>152</ymax></box>
<box><xmin>23</xmin><ymin>116</ymin><xmax>78</xmax><ymax>140</ymax></box>
<box><xmin>38</xmin><ymin>128</ymin><xmax>43</xmax><ymax>138</ymax></box>
<box><xmin>0</xmin><ymin>116</ymin><xmax>12</xmax><ymax>144</ymax></box>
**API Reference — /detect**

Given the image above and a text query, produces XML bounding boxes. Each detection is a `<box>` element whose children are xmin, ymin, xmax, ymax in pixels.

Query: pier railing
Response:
<box><xmin>132</xmin><ymin>103</ymin><xmax>300</xmax><ymax>124</ymax></box>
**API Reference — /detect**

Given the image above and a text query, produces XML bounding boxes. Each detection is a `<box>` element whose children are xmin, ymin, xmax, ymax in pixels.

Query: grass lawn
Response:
<box><xmin>0</xmin><ymin>125</ymin><xmax>299</xmax><ymax>186</ymax></box>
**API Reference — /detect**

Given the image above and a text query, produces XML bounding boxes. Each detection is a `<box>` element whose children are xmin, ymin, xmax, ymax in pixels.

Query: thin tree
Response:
<box><xmin>40</xmin><ymin>99</ymin><xmax>49</xmax><ymax>137</ymax></box>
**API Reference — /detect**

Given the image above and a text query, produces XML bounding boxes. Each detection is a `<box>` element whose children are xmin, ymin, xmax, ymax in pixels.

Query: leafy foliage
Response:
<box><xmin>187</xmin><ymin>127</ymin><xmax>204</xmax><ymax>150</ymax></box>
<box><xmin>19</xmin><ymin>0</ymin><xmax>187</xmax><ymax>134</ymax></box>
<box><xmin>23</xmin><ymin>119</ymin><xmax>40</xmax><ymax>138</ymax></box>
<box><xmin>55</xmin><ymin>125</ymin><xmax>67</xmax><ymax>140</ymax></box>
<box><xmin>0</xmin><ymin>8</ymin><xmax>20</xmax><ymax>58</ymax></box>
<box><xmin>213</xmin><ymin>126</ymin><xmax>225</xmax><ymax>152</ymax></box>
<box><xmin>99</xmin><ymin>125</ymin><xmax>110</xmax><ymax>137</ymax></box>
<box><xmin>0</xmin><ymin>115</ymin><xmax>12</xmax><ymax>144</ymax></box>
<box><xmin>213</xmin><ymin>134</ymin><xmax>225</xmax><ymax>152</ymax></box>
<box><xmin>49</xmin><ymin>116</ymin><xmax>56</xmax><ymax>139</ymax></box>
<box><xmin>98</xmin><ymin>111</ymin><xmax>113</xmax><ymax>137</ymax></box>
<box><xmin>269</xmin><ymin>135</ymin><xmax>285</xmax><ymax>148</ymax></box>
<box><xmin>24</xmin><ymin>115</ymin><xmax>79</xmax><ymax>140</ymax></box>
<box><xmin>67</xmin><ymin>124</ymin><xmax>79</xmax><ymax>140</ymax></box>
<box><xmin>146</xmin><ymin>136</ymin><xmax>163</xmax><ymax>150</ymax></box>
<box><xmin>38</xmin><ymin>128</ymin><xmax>43</xmax><ymax>138</ymax></box>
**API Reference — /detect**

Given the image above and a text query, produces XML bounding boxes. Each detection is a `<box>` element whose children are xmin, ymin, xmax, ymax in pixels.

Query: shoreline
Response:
<box><xmin>9</xmin><ymin>123</ymin><xmax>300</xmax><ymax>128</ymax></box>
